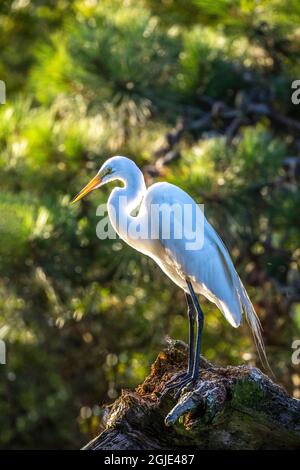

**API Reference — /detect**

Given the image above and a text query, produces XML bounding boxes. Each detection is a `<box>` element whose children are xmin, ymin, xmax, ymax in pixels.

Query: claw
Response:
<box><xmin>160</xmin><ymin>372</ymin><xmax>189</xmax><ymax>399</ymax></box>
<box><xmin>161</xmin><ymin>372</ymin><xmax>198</xmax><ymax>401</ymax></box>
<box><xmin>174</xmin><ymin>378</ymin><xmax>196</xmax><ymax>400</ymax></box>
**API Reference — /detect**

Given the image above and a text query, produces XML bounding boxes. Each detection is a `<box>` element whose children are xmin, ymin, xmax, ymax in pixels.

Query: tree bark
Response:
<box><xmin>83</xmin><ymin>340</ymin><xmax>300</xmax><ymax>450</ymax></box>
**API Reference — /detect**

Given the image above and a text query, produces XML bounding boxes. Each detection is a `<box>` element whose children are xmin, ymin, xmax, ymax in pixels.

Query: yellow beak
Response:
<box><xmin>71</xmin><ymin>174</ymin><xmax>102</xmax><ymax>204</ymax></box>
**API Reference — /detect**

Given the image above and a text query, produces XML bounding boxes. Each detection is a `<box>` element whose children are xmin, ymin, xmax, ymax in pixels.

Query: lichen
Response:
<box><xmin>231</xmin><ymin>378</ymin><xmax>266</xmax><ymax>410</ymax></box>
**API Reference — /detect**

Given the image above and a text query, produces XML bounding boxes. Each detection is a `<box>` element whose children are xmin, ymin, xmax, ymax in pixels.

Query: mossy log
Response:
<box><xmin>84</xmin><ymin>340</ymin><xmax>300</xmax><ymax>450</ymax></box>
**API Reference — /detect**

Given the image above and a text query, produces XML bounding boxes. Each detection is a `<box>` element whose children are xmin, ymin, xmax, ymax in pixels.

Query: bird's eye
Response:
<box><xmin>102</xmin><ymin>167</ymin><xmax>113</xmax><ymax>178</ymax></box>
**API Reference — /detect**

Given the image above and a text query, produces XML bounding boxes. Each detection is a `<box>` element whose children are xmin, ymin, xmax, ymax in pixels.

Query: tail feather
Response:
<box><xmin>234</xmin><ymin>272</ymin><xmax>273</xmax><ymax>374</ymax></box>
<box><xmin>208</xmin><ymin>223</ymin><xmax>272</xmax><ymax>373</ymax></box>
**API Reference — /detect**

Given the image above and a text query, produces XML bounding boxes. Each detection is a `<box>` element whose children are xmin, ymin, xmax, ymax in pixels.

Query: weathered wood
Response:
<box><xmin>83</xmin><ymin>340</ymin><xmax>300</xmax><ymax>450</ymax></box>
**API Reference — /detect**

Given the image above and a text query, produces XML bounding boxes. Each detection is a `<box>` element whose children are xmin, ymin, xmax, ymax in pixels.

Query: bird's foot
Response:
<box><xmin>160</xmin><ymin>372</ymin><xmax>192</xmax><ymax>399</ymax></box>
<box><xmin>174</xmin><ymin>376</ymin><xmax>197</xmax><ymax>400</ymax></box>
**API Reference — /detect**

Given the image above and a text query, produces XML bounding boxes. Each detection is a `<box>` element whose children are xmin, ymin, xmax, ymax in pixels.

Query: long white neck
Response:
<box><xmin>107</xmin><ymin>165</ymin><xmax>147</xmax><ymax>249</ymax></box>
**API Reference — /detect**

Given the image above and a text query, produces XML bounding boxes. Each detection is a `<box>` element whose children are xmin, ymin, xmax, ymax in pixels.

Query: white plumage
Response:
<box><xmin>72</xmin><ymin>155</ymin><xmax>267</xmax><ymax>384</ymax></box>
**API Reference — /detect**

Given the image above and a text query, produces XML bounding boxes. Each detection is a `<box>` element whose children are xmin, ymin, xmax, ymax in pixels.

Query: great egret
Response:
<box><xmin>72</xmin><ymin>156</ymin><xmax>266</xmax><ymax>393</ymax></box>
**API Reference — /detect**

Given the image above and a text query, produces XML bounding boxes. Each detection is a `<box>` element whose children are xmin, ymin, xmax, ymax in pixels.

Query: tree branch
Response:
<box><xmin>83</xmin><ymin>340</ymin><xmax>300</xmax><ymax>450</ymax></box>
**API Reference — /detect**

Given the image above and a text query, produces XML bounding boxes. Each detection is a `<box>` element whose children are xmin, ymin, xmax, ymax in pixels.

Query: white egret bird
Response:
<box><xmin>72</xmin><ymin>156</ymin><xmax>266</xmax><ymax>392</ymax></box>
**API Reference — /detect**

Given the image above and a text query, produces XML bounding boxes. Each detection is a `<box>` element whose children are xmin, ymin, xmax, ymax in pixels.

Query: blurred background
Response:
<box><xmin>0</xmin><ymin>0</ymin><xmax>300</xmax><ymax>449</ymax></box>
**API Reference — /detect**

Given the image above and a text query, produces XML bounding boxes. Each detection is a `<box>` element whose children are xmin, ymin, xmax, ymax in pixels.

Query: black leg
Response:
<box><xmin>169</xmin><ymin>280</ymin><xmax>204</xmax><ymax>399</ymax></box>
<box><xmin>186</xmin><ymin>293</ymin><xmax>196</xmax><ymax>374</ymax></box>
<box><xmin>186</xmin><ymin>280</ymin><xmax>204</xmax><ymax>381</ymax></box>
<box><xmin>161</xmin><ymin>292</ymin><xmax>196</xmax><ymax>394</ymax></box>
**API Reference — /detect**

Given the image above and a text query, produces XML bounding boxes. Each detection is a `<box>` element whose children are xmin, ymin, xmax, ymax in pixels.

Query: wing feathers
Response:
<box><xmin>208</xmin><ymin>222</ymin><xmax>270</xmax><ymax>369</ymax></box>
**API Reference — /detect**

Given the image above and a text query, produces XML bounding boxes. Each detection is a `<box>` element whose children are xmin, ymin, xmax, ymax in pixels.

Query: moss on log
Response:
<box><xmin>84</xmin><ymin>340</ymin><xmax>300</xmax><ymax>450</ymax></box>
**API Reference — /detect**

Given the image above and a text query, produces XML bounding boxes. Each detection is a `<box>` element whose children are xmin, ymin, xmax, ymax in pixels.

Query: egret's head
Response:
<box><xmin>72</xmin><ymin>156</ymin><xmax>136</xmax><ymax>203</ymax></box>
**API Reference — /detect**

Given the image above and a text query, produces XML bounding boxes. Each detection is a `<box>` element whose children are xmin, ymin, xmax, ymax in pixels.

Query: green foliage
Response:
<box><xmin>177</xmin><ymin>27</ymin><xmax>244</xmax><ymax>100</ymax></box>
<box><xmin>0</xmin><ymin>193</ymin><xmax>36</xmax><ymax>270</ymax></box>
<box><xmin>0</xmin><ymin>0</ymin><xmax>299</xmax><ymax>450</ymax></box>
